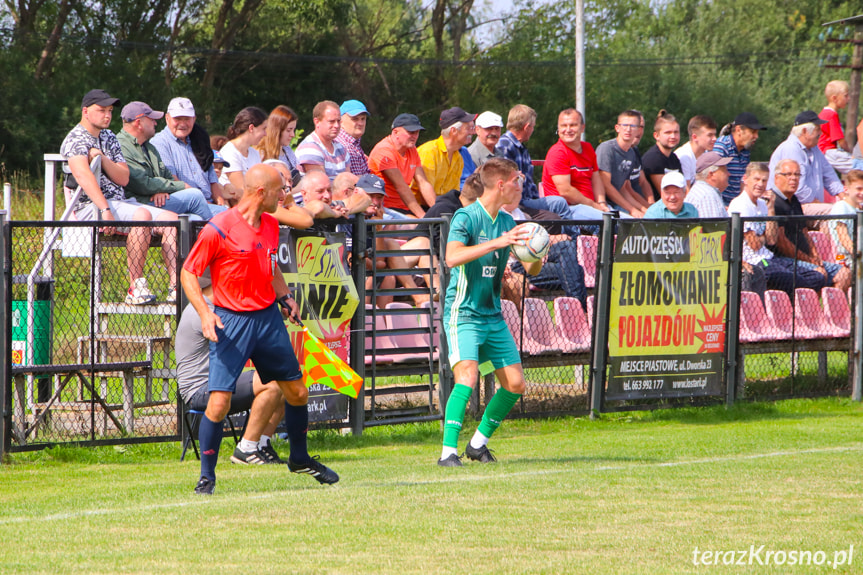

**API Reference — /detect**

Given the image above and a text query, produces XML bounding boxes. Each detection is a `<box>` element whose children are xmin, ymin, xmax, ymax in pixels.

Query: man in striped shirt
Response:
<box><xmin>712</xmin><ymin>112</ymin><xmax>766</xmax><ymax>205</ymax></box>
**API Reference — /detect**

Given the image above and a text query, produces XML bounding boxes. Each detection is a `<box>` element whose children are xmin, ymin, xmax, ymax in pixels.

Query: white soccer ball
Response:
<box><xmin>510</xmin><ymin>222</ymin><xmax>551</xmax><ymax>263</ymax></box>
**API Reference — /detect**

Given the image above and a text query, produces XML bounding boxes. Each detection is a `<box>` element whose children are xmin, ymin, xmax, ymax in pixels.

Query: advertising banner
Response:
<box><xmin>607</xmin><ymin>220</ymin><xmax>730</xmax><ymax>400</ymax></box>
<box><xmin>277</xmin><ymin>228</ymin><xmax>359</xmax><ymax>422</ymax></box>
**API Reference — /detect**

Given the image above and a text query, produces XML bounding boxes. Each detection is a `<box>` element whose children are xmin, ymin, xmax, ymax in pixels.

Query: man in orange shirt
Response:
<box><xmin>368</xmin><ymin>113</ymin><xmax>436</xmax><ymax>217</ymax></box>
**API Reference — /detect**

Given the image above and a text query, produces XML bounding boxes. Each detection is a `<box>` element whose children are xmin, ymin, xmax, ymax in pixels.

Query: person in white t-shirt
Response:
<box><xmin>217</xmin><ymin>107</ymin><xmax>268</xmax><ymax>196</ymax></box>
<box><xmin>674</xmin><ymin>115</ymin><xmax>717</xmax><ymax>185</ymax></box>
<box><xmin>728</xmin><ymin>162</ymin><xmax>823</xmax><ymax>297</ymax></box>
<box><xmin>829</xmin><ymin>169</ymin><xmax>863</xmax><ymax>264</ymax></box>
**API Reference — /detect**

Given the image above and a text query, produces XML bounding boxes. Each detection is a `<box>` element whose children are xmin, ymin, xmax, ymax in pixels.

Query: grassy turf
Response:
<box><xmin>2</xmin><ymin>397</ymin><xmax>862</xmax><ymax>574</ymax></box>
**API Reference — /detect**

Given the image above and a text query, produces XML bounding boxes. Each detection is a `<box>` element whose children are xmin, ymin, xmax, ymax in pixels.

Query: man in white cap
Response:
<box><xmin>685</xmin><ymin>151</ymin><xmax>732</xmax><ymax>218</ymax></box>
<box><xmin>767</xmin><ymin>110</ymin><xmax>845</xmax><ymax>216</ymax></box>
<box><xmin>335</xmin><ymin>99</ymin><xmax>371</xmax><ymax>176</ymax></box>
<box><xmin>151</xmin><ymin>97</ymin><xmax>234</xmax><ymax>206</ymax></box>
<box><xmin>468</xmin><ymin>111</ymin><xmax>503</xmax><ymax>168</ymax></box>
<box><xmin>643</xmin><ymin>171</ymin><xmax>698</xmax><ymax>218</ymax></box>
<box><xmin>118</xmin><ymin>101</ymin><xmax>219</xmax><ymax>220</ymax></box>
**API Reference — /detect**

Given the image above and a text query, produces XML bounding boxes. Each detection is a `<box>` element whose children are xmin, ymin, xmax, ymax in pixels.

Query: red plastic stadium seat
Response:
<box><xmin>364</xmin><ymin>306</ymin><xmax>395</xmax><ymax>364</ymax></box>
<box><xmin>522</xmin><ymin>298</ymin><xmax>570</xmax><ymax>354</ymax></box>
<box><xmin>739</xmin><ymin>291</ymin><xmax>777</xmax><ymax>342</ymax></box>
<box><xmin>819</xmin><ymin>287</ymin><xmax>851</xmax><ymax>337</ymax></box>
<box><xmin>553</xmin><ymin>297</ymin><xmax>591</xmax><ymax>351</ymax></box>
<box><xmin>418</xmin><ymin>300</ymin><xmax>440</xmax><ymax>350</ymax></box>
<box><xmin>765</xmin><ymin>290</ymin><xmax>819</xmax><ymax>339</ymax></box>
<box><xmin>807</xmin><ymin>231</ymin><xmax>835</xmax><ymax>264</ymax></box>
<box><xmin>576</xmin><ymin>235</ymin><xmax>598</xmax><ymax>289</ymax></box>
<box><xmin>793</xmin><ymin>288</ymin><xmax>845</xmax><ymax>338</ymax></box>
<box><xmin>385</xmin><ymin>302</ymin><xmax>438</xmax><ymax>362</ymax></box>
<box><xmin>501</xmin><ymin>298</ymin><xmax>552</xmax><ymax>354</ymax></box>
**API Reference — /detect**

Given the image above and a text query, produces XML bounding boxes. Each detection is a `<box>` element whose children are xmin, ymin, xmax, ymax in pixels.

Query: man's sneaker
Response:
<box><xmin>167</xmin><ymin>286</ymin><xmax>177</xmax><ymax>303</ymax></box>
<box><xmin>288</xmin><ymin>455</ymin><xmax>339</xmax><ymax>484</ymax></box>
<box><xmin>194</xmin><ymin>476</ymin><xmax>215</xmax><ymax>495</ymax></box>
<box><xmin>229</xmin><ymin>447</ymin><xmax>269</xmax><ymax>465</ymax></box>
<box><xmin>260</xmin><ymin>443</ymin><xmax>286</xmax><ymax>464</ymax></box>
<box><xmin>465</xmin><ymin>444</ymin><xmax>497</xmax><ymax>463</ymax></box>
<box><xmin>125</xmin><ymin>277</ymin><xmax>156</xmax><ymax>305</ymax></box>
<box><xmin>437</xmin><ymin>453</ymin><xmax>463</xmax><ymax>467</ymax></box>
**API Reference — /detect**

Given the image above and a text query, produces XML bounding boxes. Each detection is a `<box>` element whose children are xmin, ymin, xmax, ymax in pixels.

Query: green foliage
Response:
<box><xmin>1</xmin><ymin>0</ymin><xmax>861</xmax><ymax>180</ymax></box>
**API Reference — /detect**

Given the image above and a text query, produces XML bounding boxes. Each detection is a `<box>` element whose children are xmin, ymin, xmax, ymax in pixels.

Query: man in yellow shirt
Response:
<box><xmin>414</xmin><ymin>107</ymin><xmax>475</xmax><ymax>201</ymax></box>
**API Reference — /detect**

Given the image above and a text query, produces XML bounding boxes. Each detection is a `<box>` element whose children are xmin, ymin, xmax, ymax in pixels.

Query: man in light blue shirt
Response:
<box><xmin>151</xmin><ymin>97</ymin><xmax>233</xmax><ymax>206</ymax></box>
<box><xmin>767</xmin><ymin>111</ymin><xmax>844</xmax><ymax>215</ymax></box>
<box><xmin>644</xmin><ymin>171</ymin><xmax>698</xmax><ymax>219</ymax></box>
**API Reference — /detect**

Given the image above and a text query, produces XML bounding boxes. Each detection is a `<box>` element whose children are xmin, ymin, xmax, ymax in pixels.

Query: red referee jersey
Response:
<box><xmin>184</xmin><ymin>208</ymin><xmax>280</xmax><ymax>312</ymax></box>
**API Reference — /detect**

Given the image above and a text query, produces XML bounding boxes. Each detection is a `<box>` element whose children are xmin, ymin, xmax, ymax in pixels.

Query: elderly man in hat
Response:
<box><xmin>768</xmin><ymin>110</ymin><xmax>845</xmax><ymax>216</ymax></box>
<box><xmin>368</xmin><ymin>113</ymin><xmax>437</xmax><ymax>217</ymax></box>
<box><xmin>151</xmin><ymin>97</ymin><xmax>233</xmax><ymax>206</ymax></box>
<box><xmin>468</xmin><ymin>111</ymin><xmax>503</xmax><ymax>168</ymax></box>
<box><xmin>118</xmin><ymin>101</ymin><xmax>219</xmax><ymax>220</ymax></box>
<box><xmin>643</xmin><ymin>171</ymin><xmax>698</xmax><ymax>219</ymax></box>
<box><xmin>335</xmin><ymin>99</ymin><xmax>371</xmax><ymax>176</ymax></box>
<box><xmin>60</xmin><ymin>89</ymin><xmax>180</xmax><ymax>304</ymax></box>
<box><xmin>684</xmin><ymin>151</ymin><xmax>732</xmax><ymax>218</ymax></box>
<box><xmin>712</xmin><ymin>112</ymin><xmax>767</xmax><ymax>205</ymax></box>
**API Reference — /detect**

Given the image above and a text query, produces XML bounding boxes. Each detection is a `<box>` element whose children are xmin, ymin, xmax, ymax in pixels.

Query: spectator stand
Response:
<box><xmin>732</xmin><ymin>212</ymin><xmax>859</xmax><ymax>401</ymax></box>
<box><xmin>4</xmin><ymin>155</ymin><xmax>178</xmax><ymax>449</ymax></box>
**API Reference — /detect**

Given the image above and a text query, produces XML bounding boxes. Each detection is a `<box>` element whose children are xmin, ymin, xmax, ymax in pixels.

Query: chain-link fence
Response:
<box><xmin>735</xmin><ymin>214</ymin><xmax>856</xmax><ymax>401</ymax></box>
<box><xmin>7</xmin><ymin>220</ymin><xmax>179</xmax><ymax>448</ymax></box>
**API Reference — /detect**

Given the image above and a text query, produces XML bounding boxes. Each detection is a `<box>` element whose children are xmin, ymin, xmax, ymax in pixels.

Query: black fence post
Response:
<box><xmin>726</xmin><ymin>213</ymin><xmax>743</xmax><ymax>407</ymax></box>
<box><xmin>1</xmin><ymin>215</ymin><xmax>9</xmax><ymax>460</ymax></box>
<box><xmin>590</xmin><ymin>213</ymin><xmax>614</xmax><ymax>417</ymax></box>
<box><xmin>438</xmin><ymin>214</ymin><xmax>453</xmax><ymax>411</ymax></box>
<box><xmin>350</xmin><ymin>214</ymin><xmax>366</xmax><ymax>436</ymax></box>
<box><xmin>853</xmin><ymin>210</ymin><xmax>863</xmax><ymax>402</ymax></box>
<box><xmin>178</xmin><ymin>215</ymin><xmax>190</xmax><ymax>444</ymax></box>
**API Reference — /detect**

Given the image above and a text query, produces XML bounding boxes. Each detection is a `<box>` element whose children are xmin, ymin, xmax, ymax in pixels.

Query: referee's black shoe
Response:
<box><xmin>288</xmin><ymin>455</ymin><xmax>339</xmax><ymax>484</ymax></box>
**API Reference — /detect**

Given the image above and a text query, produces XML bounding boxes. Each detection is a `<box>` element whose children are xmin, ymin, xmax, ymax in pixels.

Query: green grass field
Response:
<box><xmin>2</xmin><ymin>397</ymin><xmax>862</xmax><ymax>574</ymax></box>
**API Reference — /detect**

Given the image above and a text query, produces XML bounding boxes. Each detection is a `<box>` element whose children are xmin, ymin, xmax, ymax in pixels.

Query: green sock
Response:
<box><xmin>442</xmin><ymin>384</ymin><xmax>473</xmax><ymax>448</ymax></box>
<box><xmin>477</xmin><ymin>388</ymin><xmax>521</xmax><ymax>439</ymax></box>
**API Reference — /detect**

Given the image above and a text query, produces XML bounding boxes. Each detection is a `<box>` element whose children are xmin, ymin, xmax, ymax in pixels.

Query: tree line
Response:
<box><xmin>0</xmin><ymin>0</ymin><xmax>857</xmax><ymax>181</ymax></box>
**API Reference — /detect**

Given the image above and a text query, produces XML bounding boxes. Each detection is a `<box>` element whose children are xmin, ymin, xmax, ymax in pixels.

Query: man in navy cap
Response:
<box><xmin>712</xmin><ymin>112</ymin><xmax>767</xmax><ymax>205</ymax></box>
<box><xmin>416</xmin><ymin>106</ymin><xmax>475</xmax><ymax>198</ymax></box>
<box><xmin>117</xmin><ymin>101</ymin><xmax>220</xmax><ymax>221</ymax></box>
<box><xmin>767</xmin><ymin>110</ymin><xmax>845</xmax><ymax>216</ymax></box>
<box><xmin>368</xmin><ymin>113</ymin><xmax>437</xmax><ymax>217</ymax></box>
<box><xmin>336</xmin><ymin>99</ymin><xmax>371</xmax><ymax>176</ymax></box>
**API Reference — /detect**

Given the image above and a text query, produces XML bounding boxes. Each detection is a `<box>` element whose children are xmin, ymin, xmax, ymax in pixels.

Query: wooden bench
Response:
<box><xmin>12</xmin><ymin>361</ymin><xmax>151</xmax><ymax>444</ymax></box>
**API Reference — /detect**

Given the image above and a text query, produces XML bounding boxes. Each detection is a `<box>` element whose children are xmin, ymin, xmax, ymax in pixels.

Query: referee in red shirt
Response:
<box><xmin>181</xmin><ymin>164</ymin><xmax>338</xmax><ymax>495</ymax></box>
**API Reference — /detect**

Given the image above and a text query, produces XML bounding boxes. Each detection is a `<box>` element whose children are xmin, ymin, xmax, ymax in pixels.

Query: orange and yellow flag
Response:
<box><xmin>300</xmin><ymin>327</ymin><xmax>362</xmax><ymax>398</ymax></box>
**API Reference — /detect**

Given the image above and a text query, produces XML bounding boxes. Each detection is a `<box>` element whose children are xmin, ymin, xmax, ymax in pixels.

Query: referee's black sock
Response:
<box><xmin>198</xmin><ymin>414</ymin><xmax>223</xmax><ymax>481</ymax></box>
<box><xmin>284</xmin><ymin>402</ymin><xmax>311</xmax><ymax>464</ymax></box>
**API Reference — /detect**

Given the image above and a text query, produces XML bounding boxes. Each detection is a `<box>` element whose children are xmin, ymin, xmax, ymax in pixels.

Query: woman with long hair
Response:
<box><xmin>217</xmin><ymin>107</ymin><xmax>268</xmax><ymax>192</ymax></box>
<box><xmin>256</xmin><ymin>105</ymin><xmax>301</xmax><ymax>185</ymax></box>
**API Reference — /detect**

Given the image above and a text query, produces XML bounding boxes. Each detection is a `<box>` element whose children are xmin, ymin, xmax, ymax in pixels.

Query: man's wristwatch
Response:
<box><xmin>100</xmin><ymin>207</ymin><xmax>111</xmax><ymax>214</ymax></box>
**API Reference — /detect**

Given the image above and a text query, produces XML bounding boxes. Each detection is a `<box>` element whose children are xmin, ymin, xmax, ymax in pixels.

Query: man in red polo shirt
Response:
<box><xmin>181</xmin><ymin>163</ymin><xmax>339</xmax><ymax>495</ymax></box>
<box><xmin>542</xmin><ymin>109</ymin><xmax>608</xmax><ymax>213</ymax></box>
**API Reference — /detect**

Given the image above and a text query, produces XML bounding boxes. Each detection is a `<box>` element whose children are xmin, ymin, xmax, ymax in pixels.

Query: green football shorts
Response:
<box><xmin>445</xmin><ymin>315</ymin><xmax>521</xmax><ymax>371</ymax></box>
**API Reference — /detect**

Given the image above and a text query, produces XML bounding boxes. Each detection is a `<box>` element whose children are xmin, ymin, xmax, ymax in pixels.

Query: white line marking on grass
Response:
<box><xmin>3</xmin><ymin>444</ymin><xmax>861</xmax><ymax>525</ymax></box>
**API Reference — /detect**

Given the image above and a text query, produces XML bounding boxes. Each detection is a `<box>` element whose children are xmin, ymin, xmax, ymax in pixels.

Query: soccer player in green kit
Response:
<box><xmin>439</xmin><ymin>157</ymin><xmax>543</xmax><ymax>466</ymax></box>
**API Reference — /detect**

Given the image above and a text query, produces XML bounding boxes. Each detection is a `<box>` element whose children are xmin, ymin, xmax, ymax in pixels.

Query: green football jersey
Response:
<box><xmin>443</xmin><ymin>200</ymin><xmax>515</xmax><ymax>325</ymax></box>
